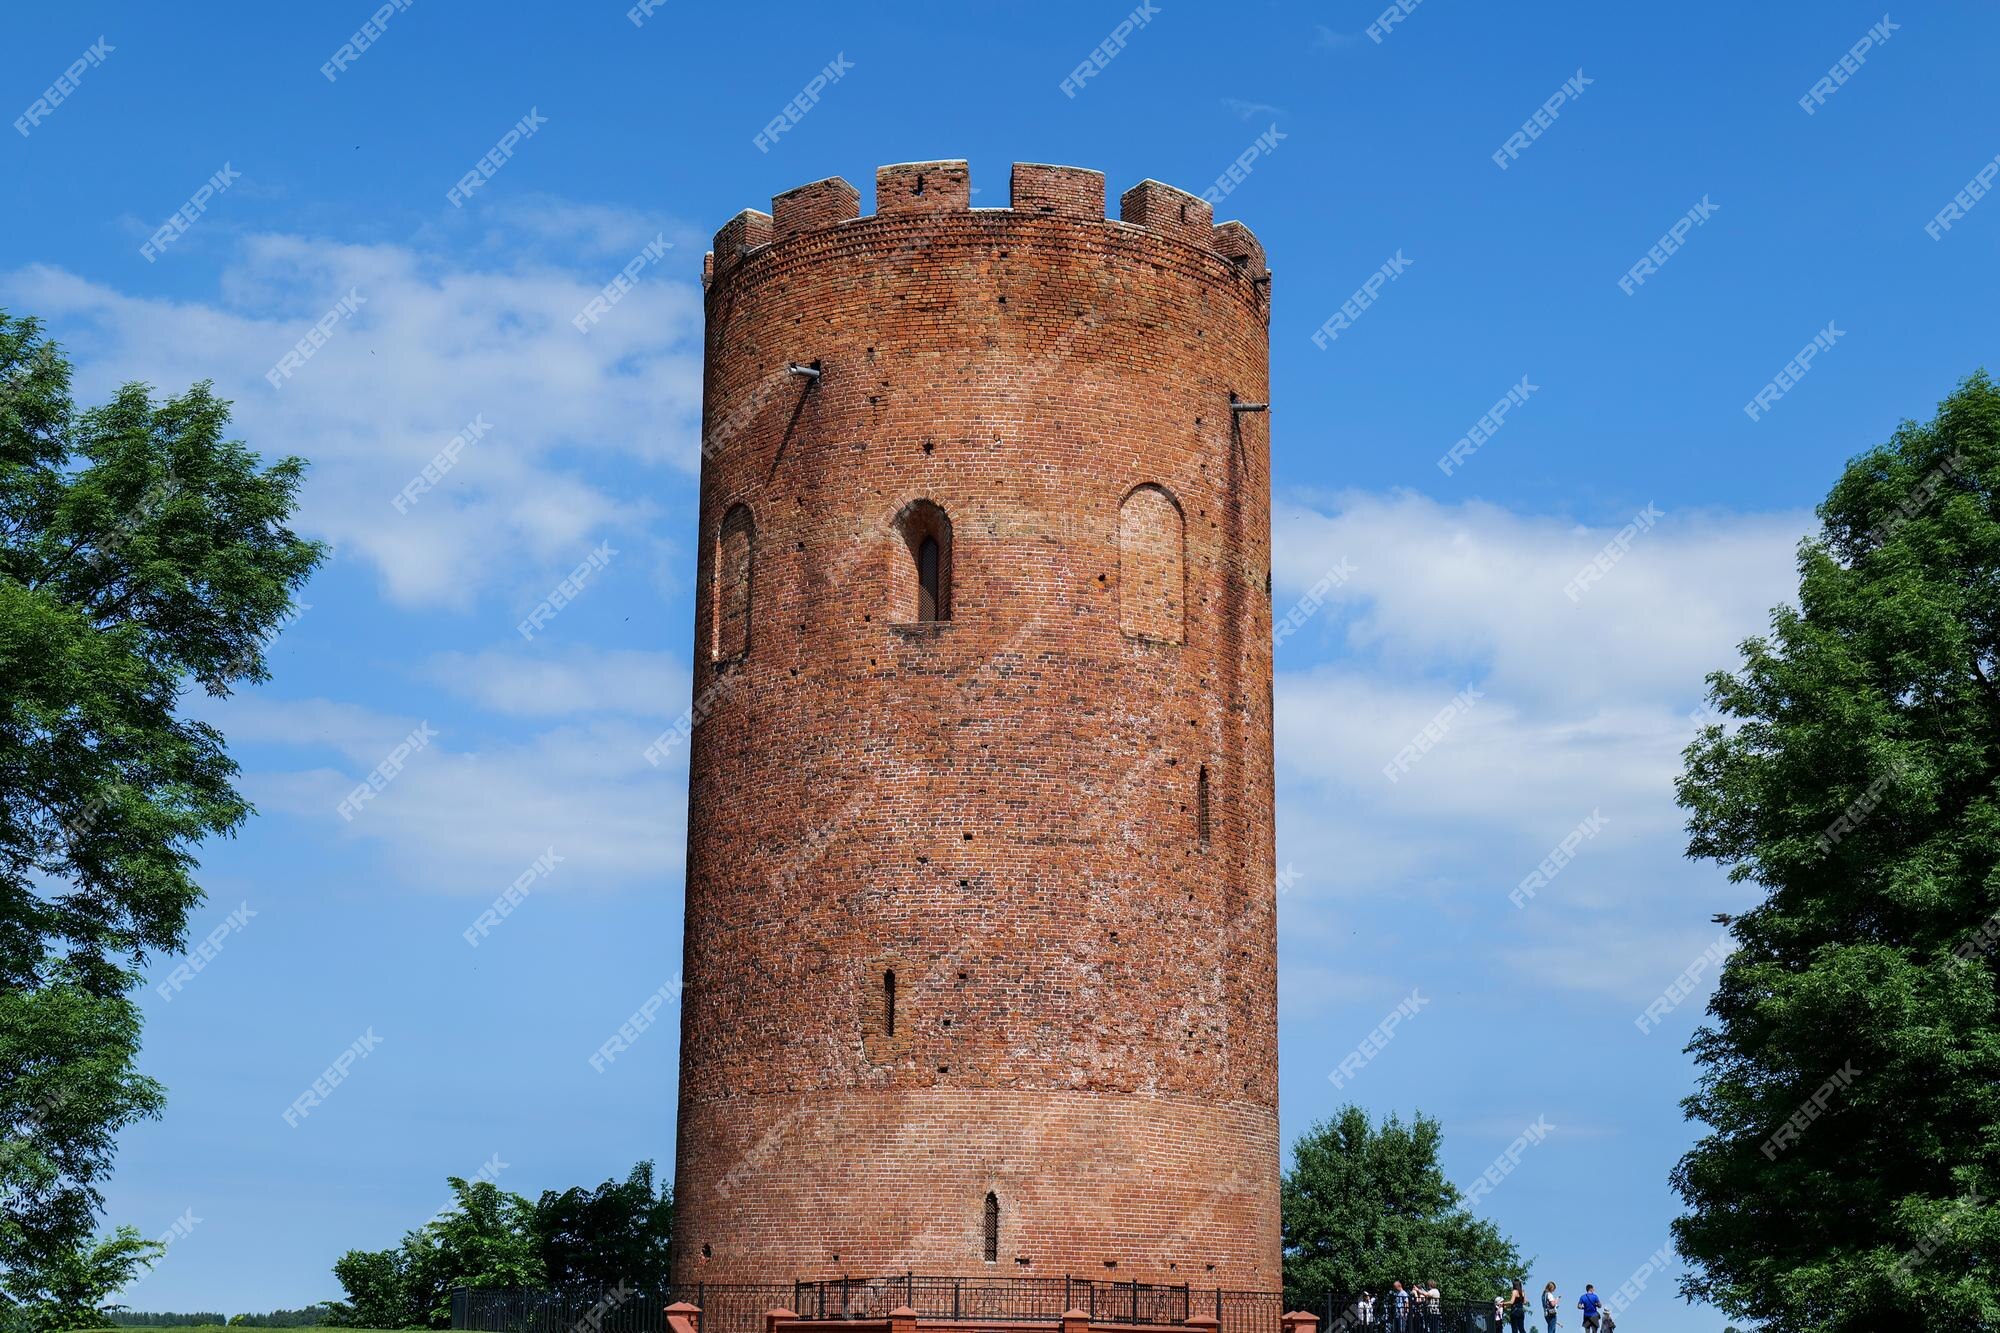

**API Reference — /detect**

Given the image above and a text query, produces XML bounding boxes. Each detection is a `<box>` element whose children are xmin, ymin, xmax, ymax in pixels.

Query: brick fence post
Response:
<box><xmin>666</xmin><ymin>1302</ymin><xmax>702</xmax><ymax>1333</ymax></box>
<box><xmin>1062</xmin><ymin>1308</ymin><xmax>1091</xmax><ymax>1333</ymax></box>
<box><xmin>1281</xmin><ymin>1310</ymin><xmax>1320</xmax><ymax>1333</ymax></box>
<box><xmin>764</xmin><ymin>1310</ymin><xmax>798</xmax><ymax>1333</ymax></box>
<box><xmin>1186</xmin><ymin>1315</ymin><xmax>1222</xmax><ymax>1333</ymax></box>
<box><xmin>888</xmin><ymin>1306</ymin><xmax>919</xmax><ymax>1333</ymax></box>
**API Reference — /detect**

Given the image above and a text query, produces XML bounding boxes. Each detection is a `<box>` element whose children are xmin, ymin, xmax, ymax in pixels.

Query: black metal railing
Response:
<box><xmin>788</xmin><ymin>1277</ymin><xmax>1189</xmax><ymax>1326</ymax></box>
<box><xmin>1316</xmin><ymin>1295</ymin><xmax>1524</xmax><ymax>1333</ymax></box>
<box><xmin>453</xmin><ymin>1281</ymin><xmax>1511</xmax><ymax>1333</ymax></box>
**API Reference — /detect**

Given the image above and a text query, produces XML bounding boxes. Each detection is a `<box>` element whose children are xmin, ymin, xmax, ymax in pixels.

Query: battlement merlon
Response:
<box><xmin>702</xmin><ymin>160</ymin><xmax>1267</xmax><ymax>287</ymax></box>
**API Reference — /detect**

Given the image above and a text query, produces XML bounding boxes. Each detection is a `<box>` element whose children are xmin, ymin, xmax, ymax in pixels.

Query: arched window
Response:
<box><xmin>1197</xmin><ymin>764</ymin><xmax>1211</xmax><ymax>848</ymax></box>
<box><xmin>983</xmin><ymin>1192</ymin><xmax>1000</xmax><ymax>1263</ymax></box>
<box><xmin>893</xmin><ymin>500</ymin><xmax>953</xmax><ymax>623</ymax></box>
<box><xmin>713</xmin><ymin>504</ymin><xmax>753</xmax><ymax>661</ymax></box>
<box><xmin>884</xmin><ymin>970</ymin><xmax>897</xmax><ymax>1038</ymax></box>
<box><xmin>1119</xmin><ymin>484</ymin><xmax>1184</xmax><ymax>643</ymax></box>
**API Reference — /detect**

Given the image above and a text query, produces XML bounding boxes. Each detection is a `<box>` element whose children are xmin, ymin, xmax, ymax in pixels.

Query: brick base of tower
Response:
<box><xmin>673</xmin><ymin>1089</ymin><xmax>1278</xmax><ymax>1288</ymax></box>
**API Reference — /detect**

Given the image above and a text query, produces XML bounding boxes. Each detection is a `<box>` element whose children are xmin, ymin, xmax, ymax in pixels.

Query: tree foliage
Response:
<box><xmin>532</xmin><ymin>1161</ymin><xmax>673</xmax><ymax>1298</ymax></box>
<box><xmin>1672</xmin><ymin>372</ymin><xmax>2000</xmax><ymax>1331</ymax></box>
<box><xmin>0</xmin><ymin>313</ymin><xmax>320</xmax><ymax>1316</ymax></box>
<box><xmin>326</xmin><ymin>1164</ymin><xmax>672</xmax><ymax>1330</ymax></box>
<box><xmin>0</xmin><ymin>1227</ymin><xmax>163</xmax><ymax>1333</ymax></box>
<box><xmin>1281</xmin><ymin>1106</ymin><xmax>1527</xmax><ymax>1306</ymax></box>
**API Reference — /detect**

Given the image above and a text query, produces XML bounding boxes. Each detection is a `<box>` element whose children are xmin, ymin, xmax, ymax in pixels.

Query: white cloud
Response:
<box><xmin>421</xmin><ymin>646</ymin><xmax>688</xmax><ymax>719</ymax></box>
<box><xmin>3</xmin><ymin>209</ymin><xmax>705</xmax><ymax>611</ymax></box>
<box><xmin>1270</xmin><ymin>491</ymin><xmax>1807</xmax><ymax>998</ymax></box>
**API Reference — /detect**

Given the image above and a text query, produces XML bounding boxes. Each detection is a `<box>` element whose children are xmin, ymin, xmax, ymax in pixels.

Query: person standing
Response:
<box><xmin>1357</xmin><ymin>1291</ymin><xmax>1376</xmax><ymax>1329</ymax></box>
<box><xmin>1423</xmin><ymin>1279</ymin><xmax>1443</xmax><ymax>1333</ymax></box>
<box><xmin>1541</xmin><ymin>1282</ymin><xmax>1559</xmax><ymax>1333</ymax></box>
<box><xmin>1389</xmin><ymin>1280</ymin><xmax>1410</xmax><ymax>1333</ymax></box>
<box><xmin>1508</xmin><ymin>1281</ymin><xmax>1528</xmax><ymax>1333</ymax></box>
<box><xmin>1577</xmin><ymin>1284</ymin><xmax>1602</xmax><ymax>1332</ymax></box>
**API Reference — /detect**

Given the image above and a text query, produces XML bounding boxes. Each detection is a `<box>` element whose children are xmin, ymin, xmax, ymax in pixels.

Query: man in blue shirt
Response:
<box><xmin>1577</xmin><ymin>1284</ymin><xmax>1603</xmax><ymax>1330</ymax></box>
<box><xmin>1389</xmin><ymin>1281</ymin><xmax>1410</xmax><ymax>1332</ymax></box>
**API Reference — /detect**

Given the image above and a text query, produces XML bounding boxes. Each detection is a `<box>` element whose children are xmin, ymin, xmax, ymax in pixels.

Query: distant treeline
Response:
<box><xmin>109</xmin><ymin>1307</ymin><xmax>335</xmax><ymax>1327</ymax></box>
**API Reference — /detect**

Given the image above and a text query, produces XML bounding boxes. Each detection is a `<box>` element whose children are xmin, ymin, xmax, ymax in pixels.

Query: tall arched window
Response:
<box><xmin>983</xmin><ymin>1192</ymin><xmax>999</xmax><ymax>1263</ymax></box>
<box><xmin>893</xmin><ymin>500</ymin><xmax>952</xmax><ymax>623</ymax></box>
<box><xmin>713</xmin><ymin>504</ymin><xmax>754</xmax><ymax>661</ymax></box>
<box><xmin>1119</xmin><ymin>484</ymin><xmax>1184</xmax><ymax>643</ymax></box>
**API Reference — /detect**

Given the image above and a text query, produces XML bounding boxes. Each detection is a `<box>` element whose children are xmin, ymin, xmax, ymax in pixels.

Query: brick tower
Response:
<box><xmin>672</xmin><ymin>160</ymin><xmax>1278</xmax><ymax>1293</ymax></box>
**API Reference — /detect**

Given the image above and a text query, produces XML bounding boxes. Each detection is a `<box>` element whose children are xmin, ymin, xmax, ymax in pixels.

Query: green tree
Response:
<box><xmin>532</xmin><ymin>1161</ymin><xmax>673</xmax><ymax>1298</ymax></box>
<box><xmin>0</xmin><ymin>312</ymin><xmax>321</xmax><ymax>1292</ymax></box>
<box><xmin>330</xmin><ymin>1178</ymin><xmax>547</xmax><ymax>1330</ymax></box>
<box><xmin>325</xmin><ymin>1249</ymin><xmax>412</xmax><ymax>1330</ymax></box>
<box><xmin>1281</xmin><ymin>1106</ymin><xmax>1528</xmax><ymax>1307</ymax></box>
<box><xmin>1672</xmin><ymin>372</ymin><xmax>2000</xmax><ymax>1331</ymax></box>
<box><xmin>0</xmin><ymin>1227</ymin><xmax>163</xmax><ymax>1333</ymax></box>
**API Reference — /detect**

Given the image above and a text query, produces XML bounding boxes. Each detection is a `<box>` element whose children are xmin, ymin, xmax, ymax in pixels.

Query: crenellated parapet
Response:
<box><xmin>701</xmin><ymin>159</ymin><xmax>1269</xmax><ymax>292</ymax></box>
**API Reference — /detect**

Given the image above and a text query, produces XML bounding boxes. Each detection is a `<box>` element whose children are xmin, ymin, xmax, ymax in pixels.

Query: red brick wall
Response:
<box><xmin>673</xmin><ymin>160</ymin><xmax>1277</xmax><ymax>1291</ymax></box>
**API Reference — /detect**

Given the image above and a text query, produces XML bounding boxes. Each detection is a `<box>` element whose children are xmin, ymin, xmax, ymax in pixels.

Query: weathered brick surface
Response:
<box><xmin>675</xmin><ymin>161</ymin><xmax>1277</xmax><ymax>1292</ymax></box>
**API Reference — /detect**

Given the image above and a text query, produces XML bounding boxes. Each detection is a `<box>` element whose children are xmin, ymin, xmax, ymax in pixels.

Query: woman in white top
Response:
<box><xmin>1542</xmin><ymin>1282</ymin><xmax>1559</xmax><ymax>1333</ymax></box>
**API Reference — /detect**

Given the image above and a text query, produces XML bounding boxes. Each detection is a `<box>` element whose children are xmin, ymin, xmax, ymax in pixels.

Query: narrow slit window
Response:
<box><xmin>884</xmin><ymin>970</ymin><xmax>897</xmax><ymax>1037</ymax></box>
<box><xmin>983</xmin><ymin>1192</ymin><xmax>999</xmax><ymax>1262</ymax></box>
<box><xmin>1197</xmin><ymin>765</ymin><xmax>1211</xmax><ymax>848</ymax></box>
<box><xmin>893</xmin><ymin>500</ymin><xmax>952</xmax><ymax>623</ymax></box>
<box><xmin>713</xmin><ymin>504</ymin><xmax>754</xmax><ymax>661</ymax></box>
<box><xmin>918</xmin><ymin>536</ymin><xmax>941</xmax><ymax>621</ymax></box>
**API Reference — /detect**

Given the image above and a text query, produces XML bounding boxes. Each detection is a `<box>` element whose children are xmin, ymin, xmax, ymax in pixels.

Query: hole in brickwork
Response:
<box><xmin>702</xmin><ymin>1243</ymin><xmax>712</xmax><ymax>1258</ymax></box>
<box><xmin>915</xmin><ymin>174</ymin><xmax>926</xmax><ymax>196</ymax></box>
<box><xmin>984</xmin><ymin>1193</ymin><xmax>1000</xmax><ymax>1263</ymax></box>
<box><xmin>884</xmin><ymin>969</ymin><xmax>897</xmax><ymax>1037</ymax></box>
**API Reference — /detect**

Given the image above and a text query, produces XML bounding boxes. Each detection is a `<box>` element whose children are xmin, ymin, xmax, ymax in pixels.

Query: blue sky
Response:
<box><xmin>6</xmin><ymin>2</ymin><xmax>1998</xmax><ymax>1329</ymax></box>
